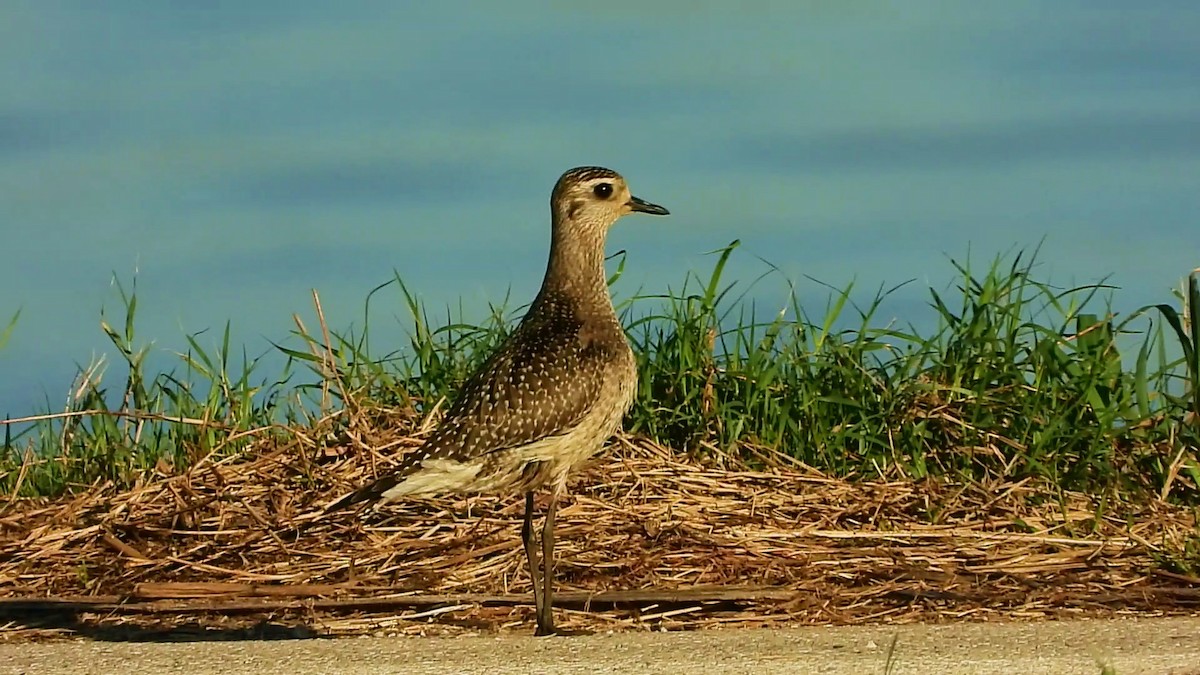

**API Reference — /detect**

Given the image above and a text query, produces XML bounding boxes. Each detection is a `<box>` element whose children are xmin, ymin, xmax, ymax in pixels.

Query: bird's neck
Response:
<box><xmin>535</xmin><ymin>225</ymin><xmax>614</xmax><ymax>317</ymax></box>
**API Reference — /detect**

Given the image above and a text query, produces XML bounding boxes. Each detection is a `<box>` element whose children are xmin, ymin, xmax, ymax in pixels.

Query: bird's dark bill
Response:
<box><xmin>628</xmin><ymin>196</ymin><xmax>669</xmax><ymax>216</ymax></box>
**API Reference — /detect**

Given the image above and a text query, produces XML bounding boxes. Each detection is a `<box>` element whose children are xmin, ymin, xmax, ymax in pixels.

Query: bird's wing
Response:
<box><xmin>423</xmin><ymin>326</ymin><xmax>611</xmax><ymax>461</ymax></box>
<box><xmin>326</xmin><ymin>315</ymin><xmax>617</xmax><ymax>510</ymax></box>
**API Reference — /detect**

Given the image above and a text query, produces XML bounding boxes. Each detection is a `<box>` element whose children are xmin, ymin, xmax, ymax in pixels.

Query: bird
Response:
<box><xmin>327</xmin><ymin>166</ymin><xmax>669</xmax><ymax>635</ymax></box>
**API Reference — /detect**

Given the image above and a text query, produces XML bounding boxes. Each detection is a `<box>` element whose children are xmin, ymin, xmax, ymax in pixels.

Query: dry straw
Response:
<box><xmin>1</xmin><ymin>414</ymin><xmax>1198</xmax><ymax>637</ymax></box>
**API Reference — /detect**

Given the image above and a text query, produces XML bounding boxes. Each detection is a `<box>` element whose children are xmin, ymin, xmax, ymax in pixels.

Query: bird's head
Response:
<box><xmin>551</xmin><ymin>166</ymin><xmax>669</xmax><ymax>232</ymax></box>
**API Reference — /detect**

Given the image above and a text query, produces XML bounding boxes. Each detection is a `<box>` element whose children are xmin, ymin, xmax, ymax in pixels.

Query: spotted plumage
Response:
<box><xmin>328</xmin><ymin>166</ymin><xmax>669</xmax><ymax>635</ymax></box>
<box><xmin>340</xmin><ymin>289</ymin><xmax>633</xmax><ymax>501</ymax></box>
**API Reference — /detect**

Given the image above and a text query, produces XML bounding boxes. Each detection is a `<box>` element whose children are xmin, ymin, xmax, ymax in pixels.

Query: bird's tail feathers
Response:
<box><xmin>323</xmin><ymin>474</ymin><xmax>402</xmax><ymax>513</ymax></box>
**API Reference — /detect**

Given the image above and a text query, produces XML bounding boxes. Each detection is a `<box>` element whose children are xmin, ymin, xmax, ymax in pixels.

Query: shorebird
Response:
<box><xmin>328</xmin><ymin>166</ymin><xmax>669</xmax><ymax>635</ymax></box>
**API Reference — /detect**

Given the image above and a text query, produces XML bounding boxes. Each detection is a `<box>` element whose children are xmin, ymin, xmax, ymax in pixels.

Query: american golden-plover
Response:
<box><xmin>329</xmin><ymin>166</ymin><xmax>669</xmax><ymax>635</ymax></box>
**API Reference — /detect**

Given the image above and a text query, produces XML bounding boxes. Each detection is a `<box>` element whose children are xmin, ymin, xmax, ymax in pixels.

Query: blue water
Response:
<box><xmin>2</xmin><ymin>2</ymin><xmax>1198</xmax><ymax>418</ymax></box>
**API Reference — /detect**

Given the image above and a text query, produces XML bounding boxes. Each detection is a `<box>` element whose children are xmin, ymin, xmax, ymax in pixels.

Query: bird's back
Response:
<box><xmin>335</xmin><ymin>288</ymin><xmax>635</xmax><ymax>505</ymax></box>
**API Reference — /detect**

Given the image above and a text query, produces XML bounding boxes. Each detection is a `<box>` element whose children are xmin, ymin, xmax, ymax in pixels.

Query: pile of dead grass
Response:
<box><xmin>1</xmin><ymin>412</ymin><xmax>1198</xmax><ymax>637</ymax></box>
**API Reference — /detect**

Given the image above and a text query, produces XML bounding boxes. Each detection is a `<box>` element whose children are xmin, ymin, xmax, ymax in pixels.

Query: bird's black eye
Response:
<box><xmin>593</xmin><ymin>183</ymin><xmax>613</xmax><ymax>199</ymax></box>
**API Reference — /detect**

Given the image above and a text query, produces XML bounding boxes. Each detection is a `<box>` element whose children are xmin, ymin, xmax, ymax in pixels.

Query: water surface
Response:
<box><xmin>2</xmin><ymin>2</ymin><xmax>1198</xmax><ymax>416</ymax></box>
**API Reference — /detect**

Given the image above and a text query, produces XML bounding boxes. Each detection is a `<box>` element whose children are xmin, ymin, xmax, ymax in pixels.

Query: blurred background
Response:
<box><xmin>2</xmin><ymin>1</ymin><xmax>1198</xmax><ymax>417</ymax></box>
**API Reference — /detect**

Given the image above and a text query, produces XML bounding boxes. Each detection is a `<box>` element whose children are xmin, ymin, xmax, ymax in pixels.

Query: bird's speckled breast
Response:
<box><xmin>534</xmin><ymin>330</ymin><xmax>636</xmax><ymax>492</ymax></box>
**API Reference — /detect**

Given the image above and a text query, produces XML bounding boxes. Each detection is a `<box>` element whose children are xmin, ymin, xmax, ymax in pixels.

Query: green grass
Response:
<box><xmin>2</xmin><ymin>245</ymin><xmax>1199</xmax><ymax>505</ymax></box>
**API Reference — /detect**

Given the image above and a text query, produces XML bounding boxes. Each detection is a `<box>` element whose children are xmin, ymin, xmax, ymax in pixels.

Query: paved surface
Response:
<box><xmin>3</xmin><ymin>617</ymin><xmax>1199</xmax><ymax>674</ymax></box>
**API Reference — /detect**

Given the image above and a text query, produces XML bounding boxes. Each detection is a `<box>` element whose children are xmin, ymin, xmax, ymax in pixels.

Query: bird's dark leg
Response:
<box><xmin>536</xmin><ymin>491</ymin><xmax>559</xmax><ymax>636</ymax></box>
<box><xmin>521</xmin><ymin>490</ymin><xmax>544</xmax><ymax>626</ymax></box>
